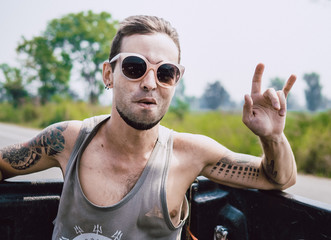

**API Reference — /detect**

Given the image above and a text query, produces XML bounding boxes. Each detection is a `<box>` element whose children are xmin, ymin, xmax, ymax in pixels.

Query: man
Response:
<box><xmin>0</xmin><ymin>15</ymin><xmax>296</xmax><ymax>239</ymax></box>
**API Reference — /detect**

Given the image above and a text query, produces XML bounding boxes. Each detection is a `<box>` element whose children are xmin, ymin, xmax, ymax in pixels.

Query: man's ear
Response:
<box><xmin>102</xmin><ymin>61</ymin><xmax>114</xmax><ymax>88</ymax></box>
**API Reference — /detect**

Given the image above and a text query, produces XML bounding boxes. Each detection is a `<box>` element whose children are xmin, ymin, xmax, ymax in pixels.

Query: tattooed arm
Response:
<box><xmin>199</xmin><ymin>64</ymin><xmax>297</xmax><ymax>190</ymax></box>
<box><xmin>0</xmin><ymin>121</ymin><xmax>80</xmax><ymax>180</ymax></box>
<box><xmin>197</xmin><ymin>134</ymin><xmax>296</xmax><ymax>190</ymax></box>
<box><xmin>172</xmin><ymin>132</ymin><xmax>295</xmax><ymax>191</ymax></box>
<box><xmin>171</xmin><ymin>65</ymin><xmax>296</xmax><ymax>193</ymax></box>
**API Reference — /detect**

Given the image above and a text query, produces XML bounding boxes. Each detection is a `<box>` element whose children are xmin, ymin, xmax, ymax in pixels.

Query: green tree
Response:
<box><xmin>269</xmin><ymin>77</ymin><xmax>284</xmax><ymax>91</ymax></box>
<box><xmin>0</xmin><ymin>64</ymin><xmax>28</xmax><ymax>107</ymax></box>
<box><xmin>200</xmin><ymin>80</ymin><xmax>232</xmax><ymax>110</ymax></box>
<box><xmin>44</xmin><ymin>11</ymin><xmax>118</xmax><ymax>104</ymax></box>
<box><xmin>303</xmin><ymin>72</ymin><xmax>323</xmax><ymax>111</ymax></box>
<box><xmin>17</xmin><ymin>11</ymin><xmax>118</xmax><ymax>104</ymax></box>
<box><xmin>170</xmin><ymin>79</ymin><xmax>190</xmax><ymax>119</ymax></box>
<box><xmin>17</xmin><ymin>37</ymin><xmax>71</xmax><ymax>104</ymax></box>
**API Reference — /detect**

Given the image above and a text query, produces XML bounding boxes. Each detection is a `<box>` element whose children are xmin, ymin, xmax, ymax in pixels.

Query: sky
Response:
<box><xmin>1</xmin><ymin>0</ymin><xmax>331</xmax><ymax>106</ymax></box>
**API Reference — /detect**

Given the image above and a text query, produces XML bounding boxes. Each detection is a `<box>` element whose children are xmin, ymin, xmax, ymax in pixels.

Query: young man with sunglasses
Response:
<box><xmin>0</xmin><ymin>15</ymin><xmax>297</xmax><ymax>239</ymax></box>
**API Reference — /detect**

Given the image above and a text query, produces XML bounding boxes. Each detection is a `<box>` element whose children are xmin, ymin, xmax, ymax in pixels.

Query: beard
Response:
<box><xmin>116</xmin><ymin>105</ymin><xmax>164</xmax><ymax>131</ymax></box>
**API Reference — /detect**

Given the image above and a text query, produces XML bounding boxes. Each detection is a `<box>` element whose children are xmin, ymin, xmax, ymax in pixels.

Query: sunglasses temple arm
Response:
<box><xmin>109</xmin><ymin>53</ymin><xmax>121</xmax><ymax>64</ymax></box>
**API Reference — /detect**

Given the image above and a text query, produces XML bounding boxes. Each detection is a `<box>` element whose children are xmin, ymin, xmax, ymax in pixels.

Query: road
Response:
<box><xmin>0</xmin><ymin>122</ymin><xmax>331</xmax><ymax>205</ymax></box>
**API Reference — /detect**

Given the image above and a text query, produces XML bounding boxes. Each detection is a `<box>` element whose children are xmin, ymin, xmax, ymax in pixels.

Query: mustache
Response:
<box><xmin>132</xmin><ymin>92</ymin><xmax>157</xmax><ymax>101</ymax></box>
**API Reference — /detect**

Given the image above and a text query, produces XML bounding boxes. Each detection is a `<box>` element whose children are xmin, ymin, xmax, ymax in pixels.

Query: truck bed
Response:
<box><xmin>1</xmin><ymin>177</ymin><xmax>330</xmax><ymax>240</ymax></box>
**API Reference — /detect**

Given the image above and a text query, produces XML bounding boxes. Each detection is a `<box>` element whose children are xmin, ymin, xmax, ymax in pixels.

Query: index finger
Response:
<box><xmin>251</xmin><ymin>63</ymin><xmax>265</xmax><ymax>95</ymax></box>
<box><xmin>283</xmin><ymin>74</ymin><xmax>296</xmax><ymax>98</ymax></box>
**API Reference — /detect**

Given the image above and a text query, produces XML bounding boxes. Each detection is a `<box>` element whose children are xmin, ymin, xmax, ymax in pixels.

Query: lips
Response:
<box><xmin>134</xmin><ymin>97</ymin><xmax>157</xmax><ymax>109</ymax></box>
<box><xmin>136</xmin><ymin>97</ymin><xmax>157</xmax><ymax>105</ymax></box>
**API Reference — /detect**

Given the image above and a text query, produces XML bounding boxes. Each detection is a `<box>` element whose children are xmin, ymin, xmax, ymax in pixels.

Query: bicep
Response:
<box><xmin>201</xmin><ymin>148</ymin><xmax>276</xmax><ymax>190</ymax></box>
<box><xmin>0</xmin><ymin>121</ymin><xmax>71</xmax><ymax>179</ymax></box>
<box><xmin>0</xmin><ymin>142</ymin><xmax>59</xmax><ymax>178</ymax></box>
<box><xmin>175</xmin><ymin>133</ymin><xmax>277</xmax><ymax>190</ymax></box>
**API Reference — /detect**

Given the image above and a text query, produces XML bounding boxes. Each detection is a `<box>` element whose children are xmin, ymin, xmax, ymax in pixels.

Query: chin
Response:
<box><xmin>116</xmin><ymin>106</ymin><xmax>164</xmax><ymax>131</ymax></box>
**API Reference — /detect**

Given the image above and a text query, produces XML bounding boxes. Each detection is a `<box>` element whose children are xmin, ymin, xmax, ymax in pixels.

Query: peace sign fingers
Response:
<box><xmin>244</xmin><ymin>63</ymin><xmax>297</xmax><ymax>136</ymax></box>
<box><xmin>251</xmin><ymin>64</ymin><xmax>296</xmax><ymax>98</ymax></box>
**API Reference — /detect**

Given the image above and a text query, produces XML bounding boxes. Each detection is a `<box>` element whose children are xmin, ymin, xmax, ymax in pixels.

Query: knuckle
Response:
<box><xmin>242</xmin><ymin>115</ymin><xmax>249</xmax><ymax>125</ymax></box>
<box><xmin>263</xmin><ymin>88</ymin><xmax>276</xmax><ymax>98</ymax></box>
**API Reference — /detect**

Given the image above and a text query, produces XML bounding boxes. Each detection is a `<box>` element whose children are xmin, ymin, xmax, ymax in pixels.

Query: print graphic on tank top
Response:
<box><xmin>59</xmin><ymin>224</ymin><xmax>123</xmax><ymax>240</ymax></box>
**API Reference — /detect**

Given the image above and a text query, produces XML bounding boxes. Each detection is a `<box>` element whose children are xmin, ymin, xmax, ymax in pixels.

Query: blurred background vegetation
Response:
<box><xmin>0</xmin><ymin>11</ymin><xmax>330</xmax><ymax>178</ymax></box>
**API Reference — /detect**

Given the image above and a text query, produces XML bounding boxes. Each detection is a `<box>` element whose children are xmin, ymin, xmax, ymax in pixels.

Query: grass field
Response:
<box><xmin>0</xmin><ymin>101</ymin><xmax>330</xmax><ymax>177</ymax></box>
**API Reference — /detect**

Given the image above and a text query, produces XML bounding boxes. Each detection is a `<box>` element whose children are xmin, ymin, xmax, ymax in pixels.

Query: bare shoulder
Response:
<box><xmin>173</xmin><ymin>132</ymin><xmax>220</xmax><ymax>151</ymax></box>
<box><xmin>45</xmin><ymin>120</ymin><xmax>82</xmax><ymax>144</ymax></box>
<box><xmin>172</xmin><ymin>132</ymin><xmax>230</xmax><ymax>170</ymax></box>
<box><xmin>40</xmin><ymin>120</ymin><xmax>82</xmax><ymax>159</ymax></box>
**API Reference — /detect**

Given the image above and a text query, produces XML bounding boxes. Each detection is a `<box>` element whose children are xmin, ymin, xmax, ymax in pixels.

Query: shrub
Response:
<box><xmin>1</xmin><ymin>102</ymin><xmax>330</xmax><ymax>178</ymax></box>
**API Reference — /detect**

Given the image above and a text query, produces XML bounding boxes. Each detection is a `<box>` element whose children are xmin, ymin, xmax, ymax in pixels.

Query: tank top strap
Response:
<box><xmin>81</xmin><ymin>114</ymin><xmax>110</xmax><ymax>134</ymax></box>
<box><xmin>64</xmin><ymin>115</ymin><xmax>110</xmax><ymax>179</ymax></box>
<box><xmin>157</xmin><ymin>125</ymin><xmax>173</xmax><ymax>147</ymax></box>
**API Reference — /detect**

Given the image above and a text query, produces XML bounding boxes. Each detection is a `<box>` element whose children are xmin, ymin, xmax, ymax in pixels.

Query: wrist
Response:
<box><xmin>259</xmin><ymin>132</ymin><xmax>285</xmax><ymax>144</ymax></box>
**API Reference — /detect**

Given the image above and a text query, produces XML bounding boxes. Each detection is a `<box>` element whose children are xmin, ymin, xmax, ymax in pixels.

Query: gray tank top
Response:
<box><xmin>52</xmin><ymin>115</ymin><xmax>188</xmax><ymax>240</ymax></box>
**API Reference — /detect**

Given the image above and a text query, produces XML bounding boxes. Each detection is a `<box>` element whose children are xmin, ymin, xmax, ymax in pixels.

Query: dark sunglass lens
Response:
<box><xmin>157</xmin><ymin>64</ymin><xmax>180</xmax><ymax>86</ymax></box>
<box><xmin>122</xmin><ymin>56</ymin><xmax>147</xmax><ymax>79</ymax></box>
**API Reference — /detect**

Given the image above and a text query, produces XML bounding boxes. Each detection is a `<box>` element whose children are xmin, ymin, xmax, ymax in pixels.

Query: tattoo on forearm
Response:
<box><xmin>263</xmin><ymin>158</ymin><xmax>280</xmax><ymax>185</ymax></box>
<box><xmin>0</xmin><ymin>123</ymin><xmax>68</xmax><ymax>170</ymax></box>
<box><xmin>266</xmin><ymin>159</ymin><xmax>277</xmax><ymax>178</ymax></box>
<box><xmin>210</xmin><ymin>157</ymin><xmax>259</xmax><ymax>182</ymax></box>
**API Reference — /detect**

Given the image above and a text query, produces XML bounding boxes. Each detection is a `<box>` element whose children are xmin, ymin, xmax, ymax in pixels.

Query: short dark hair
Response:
<box><xmin>109</xmin><ymin>15</ymin><xmax>181</xmax><ymax>69</ymax></box>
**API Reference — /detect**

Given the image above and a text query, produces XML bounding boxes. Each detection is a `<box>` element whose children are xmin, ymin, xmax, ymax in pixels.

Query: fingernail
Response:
<box><xmin>274</xmin><ymin>103</ymin><xmax>280</xmax><ymax>109</ymax></box>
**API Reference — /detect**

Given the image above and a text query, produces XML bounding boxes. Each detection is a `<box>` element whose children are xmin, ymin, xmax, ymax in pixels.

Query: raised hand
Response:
<box><xmin>242</xmin><ymin>63</ymin><xmax>296</xmax><ymax>140</ymax></box>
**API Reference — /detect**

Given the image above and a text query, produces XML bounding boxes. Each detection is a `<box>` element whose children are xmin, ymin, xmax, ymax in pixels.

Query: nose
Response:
<box><xmin>140</xmin><ymin>69</ymin><xmax>157</xmax><ymax>91</ymax></box>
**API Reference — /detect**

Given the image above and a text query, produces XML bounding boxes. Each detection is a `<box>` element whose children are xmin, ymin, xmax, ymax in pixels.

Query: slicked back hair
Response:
<box><xmin>109</xmin><ymin>15</ymin><xmax>181</xmax><ymax>70</ymax></box>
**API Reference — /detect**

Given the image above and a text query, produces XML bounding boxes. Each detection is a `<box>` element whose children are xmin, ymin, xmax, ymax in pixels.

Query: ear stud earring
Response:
<box><xmin>105</xmin><ymin>84</ymin><xmax>111</xmax><ymax>90</ymax></box>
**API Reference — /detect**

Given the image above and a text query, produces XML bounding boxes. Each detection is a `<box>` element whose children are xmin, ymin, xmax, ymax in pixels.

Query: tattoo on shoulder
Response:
<box><xmin>210</xmin><ymin>156</ymin><xmax>260</xmax><ymax>182</ymax></box>
<box><xmin>0</xmin><ymin>122</ymin><xmax>68</xmax><ymax>170</ymax></box>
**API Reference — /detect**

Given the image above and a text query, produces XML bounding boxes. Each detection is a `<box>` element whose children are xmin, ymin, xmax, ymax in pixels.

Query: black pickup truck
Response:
<box><xmin>1</xmin><ymin>176</ymin><xmax>330</xmax><ymax>240</ymax></box>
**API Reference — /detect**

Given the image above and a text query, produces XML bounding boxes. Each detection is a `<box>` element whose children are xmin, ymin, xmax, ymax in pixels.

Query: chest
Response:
<box><xmin>75</xmin><ymin>145</ymin><xmax>192</xmax><ymax>226</ymax></box>
<box><xmin>78</xmin><ymin>150</ymin><xmax>147</xmax><ymax>206</ymax></box>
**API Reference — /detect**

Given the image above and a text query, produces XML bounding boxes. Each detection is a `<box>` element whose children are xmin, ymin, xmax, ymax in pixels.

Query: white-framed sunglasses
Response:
<box><xmin>109</xmin><ymin>53</ymin><xmax>185</xmax><ymax>88</ymax></box>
